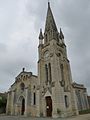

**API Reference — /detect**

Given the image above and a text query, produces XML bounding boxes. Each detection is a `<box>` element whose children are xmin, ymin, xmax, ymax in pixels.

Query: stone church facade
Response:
<box><xmin>6</xmin><ymin>2</ymin><xmax>89</xmax><ymax>118</ymax></box>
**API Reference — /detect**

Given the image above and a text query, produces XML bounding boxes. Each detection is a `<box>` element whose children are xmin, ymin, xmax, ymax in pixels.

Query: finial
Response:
<box><xmin>22</xmin><ymin>68</ymin><xmax>25</xmax><ymax>72</ymax></box>
<box><xmin>60</xmin><ymin>28</ymin><xmax>64</xmax><ymax>39</ymax></box>
<box><xmin>40</xmin><ymin>28</ymin><xmax>42</xmax><ymax>33</ymax></box>
<box><xmin>39</xmin><ymin>28</ymin><xmax>43</xmax><ymax>40</ymax></box>
<box><xmin>48</xmin><ymin>0</ymin><xmax>50</xmax><ymax>7</ymax></box>
<box><xmin>60</xmin><ymin>28</ymin><xmax>61</xmax><ymax>32</ymax></box>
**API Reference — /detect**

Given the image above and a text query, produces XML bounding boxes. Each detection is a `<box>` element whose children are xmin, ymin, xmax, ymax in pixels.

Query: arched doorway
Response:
<box><xmin>18</xmin><ymin>96</ymin><xmax>25</xmax><ymax>115</ymax></box>
<box><xmin>46</xmin><ymin>96</ymin><xmax>52</xmax><ymax>117</ymax></box>
<box><xmin>21</xmin><ymin>98</ymin><xmax>25</xmax><ymax>115</ymax></box>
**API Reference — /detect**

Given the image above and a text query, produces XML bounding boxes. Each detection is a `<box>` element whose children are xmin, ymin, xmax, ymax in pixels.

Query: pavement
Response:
<box><xmin>0</xmin><ymin>114</ymin><xmax>90</xmax><ymax>120</ymax></box>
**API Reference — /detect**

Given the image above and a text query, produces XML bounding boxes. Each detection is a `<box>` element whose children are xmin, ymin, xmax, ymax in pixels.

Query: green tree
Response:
<box><xmin>0</xmin><ymin>96</ymin><xmax>7</xmax><ymax>109</ymax></box>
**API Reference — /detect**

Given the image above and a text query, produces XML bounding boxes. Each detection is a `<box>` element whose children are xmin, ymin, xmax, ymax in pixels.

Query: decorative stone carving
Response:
<box><xmin>56</xmin><ymin>53</ymin><xmax>61</xmax><ymax>57</ymax></box>
<box><xmin>64</xmin><ymin>85</ymin><xmax>71</xmax><ymax>92</ymax></box>
<box><xmin>42</xmin><ymin>88</ymin><xmax>46</xmax><ymax>96</ymax></box>
<box><xmin>37</xmin><ymin>85</ymin><xmax>40</xmax><ymax>90</ymax></box>
<box><xmin>60</xmin><ymin>80</ymin><xmax>65</xmax><ymax>87</ymax></box>
<box><xmin>50</xmin><ymin>53</ymin><xmax>53</xmax><ymax>57</ymax></box>
<box><xmin>51</xmin><ymin>81</ymin><xmax>55</xmax><ymax>87</ymax></box>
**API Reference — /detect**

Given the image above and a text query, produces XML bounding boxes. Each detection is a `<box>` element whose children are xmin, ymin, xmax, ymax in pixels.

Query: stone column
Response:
<box><xmin>6</xmin><ymin>92</ymin><xmax>10</xmax><ymax>114</ymax></box>
<box><xmin>25</xmin><ymin>87</ymin><xmax>28</xmax><ymax>116</ymax></box>
<box><xmin>71</xmin><ymin>88</ymin><xmax>79</xmax><ymax>115</ymax></box>
<box><xmin>50</xmin><ymin>52</ymin><xmax>58</xmax><ymax>118</ymax></box>
<box><xmin>52</xmin><ymin>87</ymin><xmax>58</xmax><ymax>118</ymax></box>
<box><xmin>36</xmin><ymin>87</ymin><xmax>40</xmax><ymax>117</ymax></box>
<box><xmin>84</xmin><ymin>92</ymin><xmax>89</xmax><ymax>109</ymax></box>
<box><xmin>11</xmin><ymin>91</ymin><xmax>15</xmax><ymax>115</ymax></box>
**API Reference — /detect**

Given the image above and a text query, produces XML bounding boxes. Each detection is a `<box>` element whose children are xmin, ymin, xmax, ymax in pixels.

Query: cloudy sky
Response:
<box><xmin>0</xmin><ymin>0</ymin><xmax>90</xmax><ymax>94</ymax></box>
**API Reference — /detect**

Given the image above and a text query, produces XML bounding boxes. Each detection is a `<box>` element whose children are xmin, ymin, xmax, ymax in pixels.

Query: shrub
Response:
<box><xmin>79</xmin><ymin>109</ymin><xmax>90</xmax><ymax>115</ymax></box>
<box><xmin>0</xmin><ymin>96</ymin><xmax>7</xmax><ymax>113</ymax></box>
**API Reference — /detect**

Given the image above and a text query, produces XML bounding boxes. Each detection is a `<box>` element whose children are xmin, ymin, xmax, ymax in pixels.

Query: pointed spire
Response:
<box><xmin>45</xmin><ymin>2</ymin><xmax>58</xmax><ymax>33</ymax></box>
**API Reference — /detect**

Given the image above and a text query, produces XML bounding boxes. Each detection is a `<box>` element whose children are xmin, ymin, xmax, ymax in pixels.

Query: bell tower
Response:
<box><xmin>38</xmin><ymin>2</ymin><xmax>78</xmax><ymax>118</ymax></box>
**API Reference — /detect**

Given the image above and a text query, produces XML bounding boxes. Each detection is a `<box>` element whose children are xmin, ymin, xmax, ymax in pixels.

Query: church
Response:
<box><xmin>6</xmin><ymin>2</ymin><xmax>89</xmax><ymax>118</ymax></box>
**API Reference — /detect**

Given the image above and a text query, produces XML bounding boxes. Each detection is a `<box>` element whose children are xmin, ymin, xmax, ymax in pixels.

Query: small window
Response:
<box><xmin>33</xmin><ymin>92</ymin><xmax>36</xmax><ymax>105</ymax></box>
<box><xmin>48</xmin><ymin>63</ymin><xmax>52</xmax><ymax>83</ymax></box>
<box><xmin>65</xmin><ymin>95</ymin><xmax>69</xmax><ymax>108</ymax></box>
<box><xmin>60</xmin><ymin>64</ymin><xmax>64</xmax><ymax>81</ymax></box>
<box><xmin>45</xmin><ymin>64</ymin><xmax>48</xmax><ymax>83</ymax></box>
<box><xmin>26</xmin><ymin>75</ymin><xmax>28</xmax><ymax>79</ymax></box>
<box><xmin>33</xmin><ymin>85</ymin><xmax>35</xmax><ymax>89</ymax></box>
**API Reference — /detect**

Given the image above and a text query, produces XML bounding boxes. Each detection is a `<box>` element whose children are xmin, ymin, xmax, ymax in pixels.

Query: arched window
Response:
<box><xmin>48</xmin><ymin>63</ymin><xmax>52</xmax><ymax>83</ymax></box>
<box><xmin>45</xmin><ymin>64</ymin><xmax>48</xmax><ymax>83</ymax></box>
<box><xmin>65</xmin><ymin>95</ymin><xmax>69</xmax><ymax>108</ymax></box>
<box><xmin>33</xmin><ymin>92</ymin><xmax>36</xmax><ymax>105</ymax></box>
<box><xmin>20</xmin><ymin>83</ymin><xmax>25</xmax><ymax>91</ymax></box>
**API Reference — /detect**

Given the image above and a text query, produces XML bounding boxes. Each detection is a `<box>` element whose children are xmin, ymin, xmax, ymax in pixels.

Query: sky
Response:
<box><xmin>0</xmin><ymin>0</ymin><xmax>90</xmax><ymax>94</ymax></box>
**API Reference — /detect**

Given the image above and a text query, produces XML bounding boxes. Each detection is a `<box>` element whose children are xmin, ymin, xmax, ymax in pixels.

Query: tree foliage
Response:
<box><xmin>0</xmin><ymin>96</ymin><xmax>7</xmax><ymax>108</ymax></box>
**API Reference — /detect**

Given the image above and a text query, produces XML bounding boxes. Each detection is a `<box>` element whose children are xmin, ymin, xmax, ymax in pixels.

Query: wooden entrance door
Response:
<box><xmin>21</xmin><ymin>98</ymin><xmax>25</xmax><ymax>115</ymax></box>
<box><xmin>46</xmin><ymin>96</ymin><xmax>52</xmax><ymax>117</ymax></box>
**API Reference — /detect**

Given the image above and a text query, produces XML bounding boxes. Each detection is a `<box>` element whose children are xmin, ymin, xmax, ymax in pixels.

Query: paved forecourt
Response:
<box><xmin>0</xmin><ymin>114</ymin><xmax>90</xmax><ymax>120</ymax></box>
